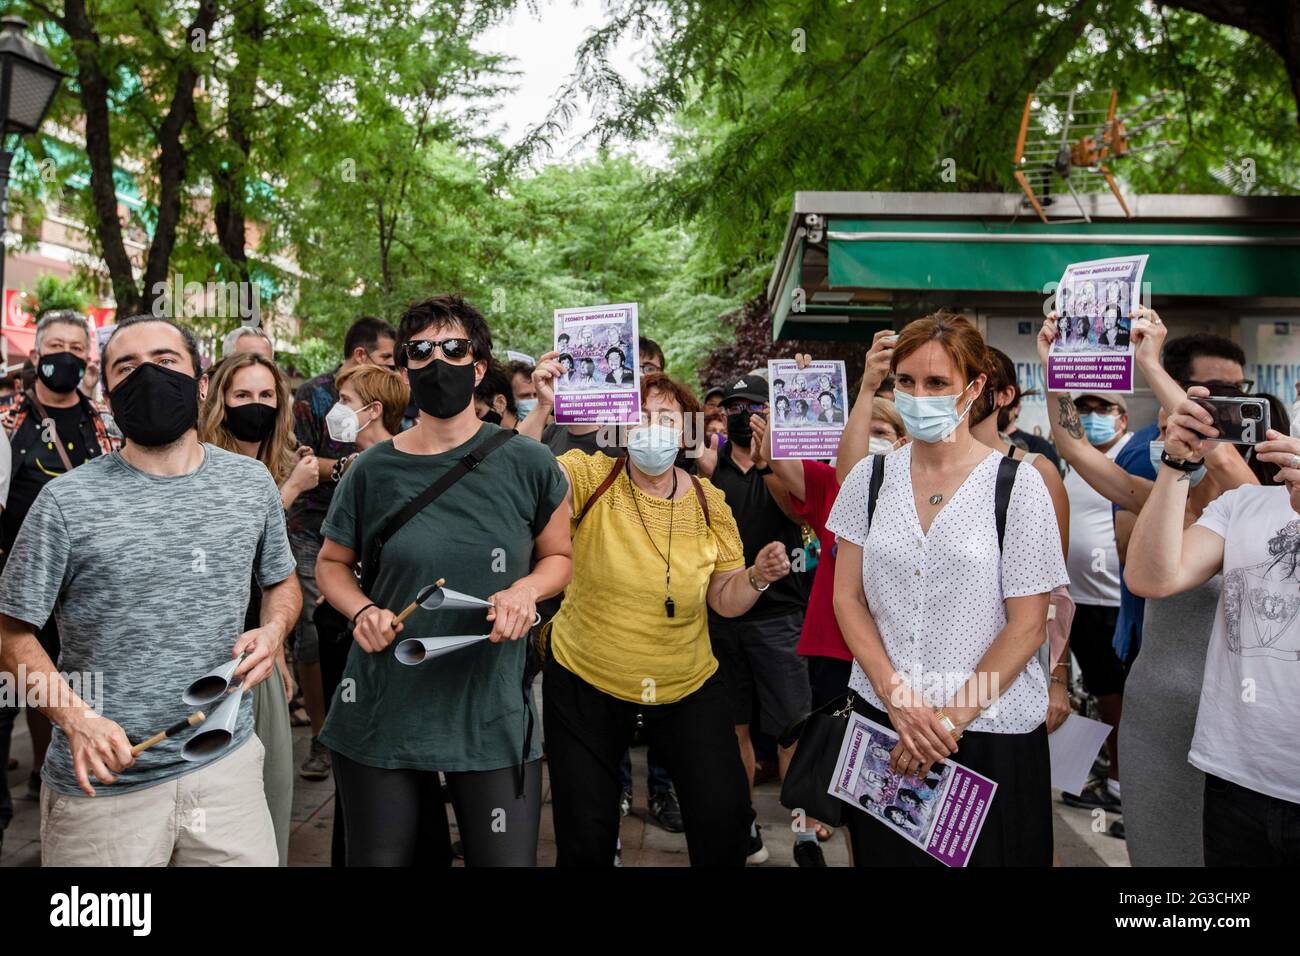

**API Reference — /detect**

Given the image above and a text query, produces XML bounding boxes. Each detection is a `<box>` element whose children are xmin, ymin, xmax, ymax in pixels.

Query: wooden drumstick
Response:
<box><xmin>132</xmin><ymin>710</ymin><xmax>206</xmax><ymax>756</ymax></box>
<box><xmin>391</xmin><ymin>578</ymin><xmax>445</xmax><ymax>628</ymax></box>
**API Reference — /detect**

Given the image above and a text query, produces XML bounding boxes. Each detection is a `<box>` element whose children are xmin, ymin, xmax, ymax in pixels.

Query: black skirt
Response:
<box><xmin>845</xmin><ymin>700</ymin><xmax>1053</xmax><ymax>867</ymax></box>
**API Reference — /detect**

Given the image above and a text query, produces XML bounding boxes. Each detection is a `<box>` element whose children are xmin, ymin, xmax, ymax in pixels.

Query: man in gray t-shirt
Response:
<box><xmin>0</xmin><ymin>315</ymin><xmax>300</xmax><ymax>866</ymax></box>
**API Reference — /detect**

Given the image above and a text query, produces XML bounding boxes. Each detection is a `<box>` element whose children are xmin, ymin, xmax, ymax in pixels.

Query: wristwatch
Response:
<box><xmin>755</xmin><ymin>464</ymin><xmax>773</xmax><ymax>476</ymax></box>
<box><xmin>1160</xmin><ymin>450</ymin><xmax>1205</xmax><ymax>472</ymax></box>
<box><xmin>934</xmin><ymin>709</ymin><xmax>963</xmax><ymax>741</ymax></box>
<box><xmin>746</xmin><ymin>567</ymin><xmax>771</xmax><ymax>592</ymax></box>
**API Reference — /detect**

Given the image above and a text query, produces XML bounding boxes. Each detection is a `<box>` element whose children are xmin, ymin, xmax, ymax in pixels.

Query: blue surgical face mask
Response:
<box><xmin>893</xmin><ymin>382</ymin><xmax>977</xmax><ymax>444</ymax></box>
<box><xmin>626</xmin><ymin>424</ymin><xmax>681</xmax><ymax>476</ymax></box>
<box><xmin>515</xmin><ymin>398</ymin><xmax>538</xmax><ymax>419</ymax></box>
<box><xmin>1080</xmin><ymin>412</ymin><xmax>1117</xmax><ymax>445</ymax></box>
<box><xmin>1149</xmin><ymin>441</ymin><xmax>1206</xmax><ymax>487</ymax></box>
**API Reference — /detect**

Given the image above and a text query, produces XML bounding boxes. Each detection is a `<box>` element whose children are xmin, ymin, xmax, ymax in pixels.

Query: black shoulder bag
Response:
<box><xmin>778</xmin><ymin>453</ymin><xmax>1021</xmax><ymax>826</ymax></box>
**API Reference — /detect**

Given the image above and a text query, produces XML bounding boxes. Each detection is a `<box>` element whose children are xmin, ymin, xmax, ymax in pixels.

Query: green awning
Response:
<box><xmin>827</xmin><ymin>219</ymin><xmax>1300</xmax><ymax>298</ymax></box>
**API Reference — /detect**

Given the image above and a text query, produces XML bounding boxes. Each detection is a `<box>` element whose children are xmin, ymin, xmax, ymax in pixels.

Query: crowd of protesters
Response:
<box><xmin>0</xmin><ymin>292</ymin><xmax>1295</xmax><ymax>869</ymax></box>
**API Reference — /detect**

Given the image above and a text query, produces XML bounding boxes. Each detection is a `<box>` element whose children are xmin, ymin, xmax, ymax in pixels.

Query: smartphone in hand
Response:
<box><xmin>1190</xmin><ymin>396</ymin><xmax>1270</xmax><ymax>444</ymax></box>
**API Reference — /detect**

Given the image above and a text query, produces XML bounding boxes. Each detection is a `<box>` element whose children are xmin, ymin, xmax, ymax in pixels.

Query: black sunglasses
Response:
<box><xmin>401</xmin><ymin>338</ymin><xmax>472</xmax><ymax>363</ymax></box>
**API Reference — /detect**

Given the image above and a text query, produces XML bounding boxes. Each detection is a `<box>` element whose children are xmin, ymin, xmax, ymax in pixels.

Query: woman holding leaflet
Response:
<box><xmin>828</xmin><ymin>311</ymin><xmax>1069</xmax><ymax>866</ymax></box>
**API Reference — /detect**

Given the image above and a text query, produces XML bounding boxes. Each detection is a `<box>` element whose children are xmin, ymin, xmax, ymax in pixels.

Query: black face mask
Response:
<box><xmin>407</xmin><ymin>359</ymin><xmax>477</xmax><ymax>419</ymax></box>
<box><xmin>479</xmin><ymin>409</ymin><xmax>503</xmax><ymax>426</ymax></box>
<box><xmin>727</xmin><ymin>410</ymin><xmax>754</xmax><ymax>447</ymax></box>
<box><xmin>37</xmin><ymin>351</ymin><xmax>86</xmax><ymax>394</ymax></box>
<box><xmin>224</xmin><ymin>402</ymin><xmax>277</xmax><ymax>443</ymax></box>
<box><xmin>108</xmin><ymin>362</ymin><xmax>199</xmax><ymax>447</ymax></box>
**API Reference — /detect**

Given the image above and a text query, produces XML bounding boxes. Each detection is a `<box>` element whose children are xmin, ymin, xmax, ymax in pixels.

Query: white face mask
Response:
<box><xmin>326</xmin><ymin>401</ymin><xmax>371</xmax><ymax>444</ymax></box>
<box><xmin>626</xmin><ymin>424</ymin><xmax>681</xmax><ymax>476</ymax></box>
<box><xmin>868</xmin><ymin>436</ymin><xmax>896</xmax><ymax>456</ymax></box>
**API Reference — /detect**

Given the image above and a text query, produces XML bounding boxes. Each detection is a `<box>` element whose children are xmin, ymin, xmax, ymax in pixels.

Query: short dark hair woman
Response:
<box><xmin>526</xmin><ymin>361</ymin><xmax>792</xmax><ymax>866</ymax></box>
<box><xmin>315</xmin><ymin>294</ymin><xmax>573</xmax><ymax>867</ymax></box>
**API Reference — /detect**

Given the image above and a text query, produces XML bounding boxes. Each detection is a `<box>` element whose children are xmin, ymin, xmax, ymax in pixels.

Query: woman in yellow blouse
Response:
<box><xmin>529</xmin><ymin>361</ymin><xmax>793</xmax><ymax>866</ymax></box>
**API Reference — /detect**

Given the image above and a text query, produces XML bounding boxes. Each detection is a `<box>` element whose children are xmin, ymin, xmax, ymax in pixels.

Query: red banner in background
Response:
<box><xmin>2</xmin><ymin>290</ymin><xmax>116</xmax><ymax>367</ymax></box>
<box><xmin>3</xmin><ymin>289</ymin><xmax>116</xmax><ymax>329</ymax></box>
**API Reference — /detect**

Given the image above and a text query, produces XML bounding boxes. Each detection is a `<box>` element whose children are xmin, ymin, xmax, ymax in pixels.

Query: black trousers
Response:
<box><xmin>845</xmin><ymin>700</ymin><xmax>1053</xmax><ymax>867</ymax></box>
<box><xmin>1203</xmin><ymin>773</ymin><xmax>1300</xmax><ymax>866</ymax></box>
<box><xmin>543</xmin><ymin>655</ymin><xmax>752</xmax><ymax>866</ymax></box>
<box><xmin>315</xmin><ymin>601</ymin><xmax>352</xmax><ymax>868</ymax></box>
<box><xmin>332</xmin><ymin>752</ymin><xmax>543</xmax><ymax>867</ymax></box>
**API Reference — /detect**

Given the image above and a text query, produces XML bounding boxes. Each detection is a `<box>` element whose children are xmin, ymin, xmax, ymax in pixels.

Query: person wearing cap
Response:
<box><xmin>695</xmin><ymin>372</ymin><xmax>808</xmax><ymax>865</ymax></box>
<box><xmin>1057</xmin><ymin>389</ymin><xmax>1131</xmax><ymax>813</ymax></box>
<box><xmin>1037</xmin><ymin>309</ymin><xmax>1258</xmax><ymax>854</ymax></box>
<box><xmin>703</xmin><ymin>385</ymin><xmax>725</xmax><ymax>411</ymax></box>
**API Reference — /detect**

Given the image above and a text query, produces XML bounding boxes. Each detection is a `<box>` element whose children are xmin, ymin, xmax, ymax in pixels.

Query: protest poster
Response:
<box><xmin>552</xmin><ymin>303</ymin><xmax>641</xmax><ymax>425</ymax></box>
<box><xmin>767</xmin><ymin>359</ymin><xmax>848</xmax><ymax>460</ymax></box>
<box><xmin>828</xmin><ymin>712</ymin><xmax>997</xmax><ymax>868</ymax></box>
<box><xmin>1047</xmin><ymin>254</ymin><xmax>1148</xmax><ymax>393</ymax></box>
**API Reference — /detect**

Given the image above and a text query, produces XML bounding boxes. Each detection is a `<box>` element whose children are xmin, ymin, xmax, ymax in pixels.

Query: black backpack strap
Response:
<box><xmin>865</xmin><ymin>453</ymin><xmax>886</xmax><ymax>529</ymax></box>
<box><xmin>360</xmin><ymin>429</ymin><xmax>516</xmax><ymax>593</ymax></box>
<box><xmin>994</xmin><ymin>456</ymin><xmax>1021</xmax><ymax>551</ymax></box>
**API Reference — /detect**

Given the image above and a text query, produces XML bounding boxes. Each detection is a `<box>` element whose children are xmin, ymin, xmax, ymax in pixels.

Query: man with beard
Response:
<box><xmin>0</xmin><ymin>314</ymin><xmax>299</xmax><ymax>865</ymax></box>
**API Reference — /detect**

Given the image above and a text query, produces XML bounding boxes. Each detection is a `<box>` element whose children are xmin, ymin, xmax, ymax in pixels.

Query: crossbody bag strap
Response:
<box><xmin>360</xmin><ymin>429</ymin><xmax>516</xmax><ymax>593</ymax></box>
<box><xmin>573</xmin><ymin>455</ymin><xmax>626</xmax><ymax>529</ymax></box>
<box><xmin>688</xmin><ymin>474</ymin><xmax>711</xmax><ymax>527</ymax></box>
<box><xmin>25</xmin><ymin>391</ymin><xmax>75</xmax><ymax>473</ymax></box>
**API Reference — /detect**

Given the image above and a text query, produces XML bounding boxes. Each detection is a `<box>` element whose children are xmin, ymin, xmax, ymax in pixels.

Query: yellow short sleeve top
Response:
<box><xmin>548</xmin><ymin>451</ymin><xmax>745</xmax><ymax>704</ymax></box>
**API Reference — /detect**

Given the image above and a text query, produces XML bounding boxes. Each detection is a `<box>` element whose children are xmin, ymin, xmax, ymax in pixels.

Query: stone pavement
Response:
<box><xmin>2</xmin><ymin>715</ymin><xmax>1127</xmax><ymax>867</ymax></box>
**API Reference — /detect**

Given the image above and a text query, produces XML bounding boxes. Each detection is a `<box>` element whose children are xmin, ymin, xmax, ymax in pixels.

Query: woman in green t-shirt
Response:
<box><xmin>316</xmin><ymin>295</ymin><xmax>572</xmax><ymax>867</ymax></box>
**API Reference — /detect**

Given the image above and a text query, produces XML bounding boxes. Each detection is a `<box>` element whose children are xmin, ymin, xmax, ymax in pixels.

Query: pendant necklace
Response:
<box><xmin>630</xmin><ymin>469</ymin><xmax>677</xmax><ymax>617</ymax></box>
<box><xmin>926</xmin><ymin>444</ymin><xmax>980</xmax><ymax>507</ymax></box>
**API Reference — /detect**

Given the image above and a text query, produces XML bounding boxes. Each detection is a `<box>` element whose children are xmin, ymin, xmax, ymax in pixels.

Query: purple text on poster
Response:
<box><xmin>554</xmin><ymin>391</ymin><xmax>640</xmax><ymax>426</ymax></box>
<box><xmin>924</xmin><ymin>767</ymin><xmax>997</xmax><ymax>867</ymax></box>
<box><xmin>1047</xmin><ymin>353</ymin><xmax>1133</xmax><ymax>392</ymax></box>
<box><xmin>771</xmin><ymin>429</ymin><xmax>840</xmax><ymax>460</ymax></box>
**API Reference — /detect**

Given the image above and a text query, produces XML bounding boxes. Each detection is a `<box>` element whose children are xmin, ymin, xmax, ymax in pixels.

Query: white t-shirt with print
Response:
<box><xmin>1191</xmin><ymin>484</ymin><xmax>1300</xmax><ymax>803</ymax></box>
<box><xmin>826</xmin><ymin>445</ymin><xmax>1069</xmax><ymax>734</ymax></box>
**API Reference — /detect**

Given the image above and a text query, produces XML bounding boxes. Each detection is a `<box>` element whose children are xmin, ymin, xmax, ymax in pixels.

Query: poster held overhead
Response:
<box><xmin>768</xmin><ymin>358</ymin><xmax>849</xmax><ymax>460</ymax></box>
<box><xmin>552</xmin><ymin>302</ymin><xmax>641</xmax><ymax>425</ymax></box>
<box><xmin>1047</xmin><ymin>254</ymin><xmax>1148</xmax><ymax>393</ymax></box>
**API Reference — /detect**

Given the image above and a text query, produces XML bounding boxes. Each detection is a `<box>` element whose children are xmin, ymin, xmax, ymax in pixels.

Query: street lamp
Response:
<box><xmin>0</xmin><ymin>15</ymin><xmax>64</xmax><ymax>322</ymax></box>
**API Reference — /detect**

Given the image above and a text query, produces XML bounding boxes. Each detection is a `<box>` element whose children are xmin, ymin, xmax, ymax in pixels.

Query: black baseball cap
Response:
<box><xmin>719</xmin><ymin>373</ymin><xmax>769</xmax><ymax>405</ymax></box>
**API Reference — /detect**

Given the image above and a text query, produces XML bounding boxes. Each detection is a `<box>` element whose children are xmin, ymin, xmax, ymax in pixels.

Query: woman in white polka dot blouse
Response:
<box><xmin>828</xmin><ymin>311</ymin><xmax>1070</xmax><ymax>866</ymax></box>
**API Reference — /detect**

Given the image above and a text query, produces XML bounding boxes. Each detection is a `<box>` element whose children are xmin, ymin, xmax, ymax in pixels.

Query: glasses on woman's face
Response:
<box><xmin>641</xmin><ymin>362</ymin><xmax>661</xmax><ymax>374</ymax></box>
<box><xmin>401</xmin><ymin>338</ymin><xmax>472</xmax><ymax>365</ymax></box>
<box><xmin>1181</xmin><ymin>379</ymin><xmax>1253</xmax><ymax>396</ymax></box>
